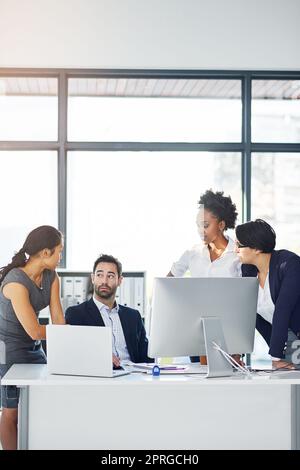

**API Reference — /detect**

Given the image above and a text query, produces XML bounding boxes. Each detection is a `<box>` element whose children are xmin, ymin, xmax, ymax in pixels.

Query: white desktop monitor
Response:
<box><xmin>148</xmin><ymin>277</ymin><xmax>259</xmax><ymax>358</ymax></box>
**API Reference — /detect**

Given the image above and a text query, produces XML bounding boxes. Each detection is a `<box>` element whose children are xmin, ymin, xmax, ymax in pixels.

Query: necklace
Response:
<box><xmin>20</xmin><ymin>268</ymin><xmax>43</xmax><ymax>290</ymax></box>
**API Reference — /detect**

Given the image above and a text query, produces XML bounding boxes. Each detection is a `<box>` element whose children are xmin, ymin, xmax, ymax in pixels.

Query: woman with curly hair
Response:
<box><xmin>167</xmin><ymin>190</ymin><xmax>241</xmax><ymax>364</ymax></box>
<box><xmin>168</xmin><ymin>189</ymin><xmax>241</xmax><ymax>278</ymax></box>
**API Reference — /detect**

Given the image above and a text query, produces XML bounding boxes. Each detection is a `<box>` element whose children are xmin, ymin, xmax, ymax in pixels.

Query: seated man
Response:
<box><xmin>65</xmin><ymin>253</ymin><xmax>152</xmax><ymax>365</ymax></box>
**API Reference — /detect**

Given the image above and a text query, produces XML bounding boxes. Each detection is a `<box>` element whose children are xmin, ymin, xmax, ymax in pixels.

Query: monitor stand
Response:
<box><xmin>201</xmin><ymin>317</ymin><xmax>233</xmax><ymax>378</ymax></box>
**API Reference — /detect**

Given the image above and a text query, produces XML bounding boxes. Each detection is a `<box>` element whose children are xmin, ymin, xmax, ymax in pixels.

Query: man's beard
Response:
<box><xmin>95</xmin><ymin>284</ymin><xmax>117</xmax><ymax>300</ymax></box>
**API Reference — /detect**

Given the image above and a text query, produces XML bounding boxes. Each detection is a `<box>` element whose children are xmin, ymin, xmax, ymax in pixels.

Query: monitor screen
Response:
<box><xmin>148</xmin><ymin>277</ymin><xmax>259</xmax><ymax>358</ymax></box>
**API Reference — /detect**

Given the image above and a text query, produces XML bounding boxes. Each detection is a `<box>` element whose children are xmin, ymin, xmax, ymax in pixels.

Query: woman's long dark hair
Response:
<box><xmin>0</xmin><ymin>225</ymin><xmax>62</xmax><ymax>285</ymax></box>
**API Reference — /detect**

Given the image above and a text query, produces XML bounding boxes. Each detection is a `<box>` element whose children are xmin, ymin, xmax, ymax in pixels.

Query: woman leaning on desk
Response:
<box><xmin>0</xmin><ymin>225</ymin><xmax>65</xmax><ymax>450</ymax></box>
<box><xmin>236</xmin><ymin>219</ymin><xmax>300</xmax><ymax>371</ymax></box>
<box><xmin>167</xmin><ymin>189</ymin><xmax>241</xmax><ymax>364</ymax></box>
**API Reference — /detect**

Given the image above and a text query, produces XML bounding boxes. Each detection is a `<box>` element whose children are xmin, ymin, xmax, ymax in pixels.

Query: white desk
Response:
<box><xmin>2</xmin><ymin>364</ymin><xmax>300</xmax><ymax>450</ymax></box>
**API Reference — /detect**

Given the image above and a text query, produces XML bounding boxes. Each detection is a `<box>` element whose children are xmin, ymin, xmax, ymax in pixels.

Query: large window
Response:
<box><xmin>68</xmin><ymin>78</ymin><xmax>242</xmax><ymax>142</ymax></box>
<box><xmin>1</xmin><ymin>69</ymin><xmax>300</xmax><ymax>364</ymax></box>
<box><xmin>252</xmin><ymin>80</ymin><xmax>300</xmax><ymax>143</ymax></box>
<box><xmin>0</xmin><ymin>151</ymin><xmax>58</xmax><ymax>266</ymax></box>
<box><xmin>67</xmin><ymin>151</ymin><xmax>241</xmax><ymax>280</ymax></box>
<box><xmin>0</xmin><ymin>77</ymin><xmax>58</xmax><ymax>141</ymax></box>
<box><xmin>252</xmin><ymin>153</ymin><xmax>300</xmax><ymax>253</ymax></box>
<box><xmin>0</xmin><ymin>74</ymin><xmax>58</xmax><ymax>266</ymax></box>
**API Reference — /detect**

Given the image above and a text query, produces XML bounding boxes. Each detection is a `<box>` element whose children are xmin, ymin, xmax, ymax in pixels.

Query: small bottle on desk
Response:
<box><xmin>200</xmin><ymin>355</ymin><xmax>207</xmax><ymax>365</ymax></box>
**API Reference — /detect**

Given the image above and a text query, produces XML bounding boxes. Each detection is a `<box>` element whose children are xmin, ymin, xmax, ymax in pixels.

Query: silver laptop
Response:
<box><xmin>46</xmin><ymin>324</ymin><xmax>129</xmax><ymax>378</ymax></box>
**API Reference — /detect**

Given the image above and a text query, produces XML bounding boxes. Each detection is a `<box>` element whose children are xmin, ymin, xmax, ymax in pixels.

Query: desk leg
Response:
<box><xmin>17</xmin><ymin>386</ymin><xmax>28</xmax><ymax>450</ymax></box>
<box><xmin>291</xmin><ymin>384</ymin><xmax>300</xmax><ymax>450</ymax></box>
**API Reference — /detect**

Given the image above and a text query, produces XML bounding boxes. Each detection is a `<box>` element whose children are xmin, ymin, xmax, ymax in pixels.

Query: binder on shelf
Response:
<box><xmin>61</xmin><ymin>277</ymin><xmax>75</xmax><ymax>310</ymax></box>
<box><xmin>62</xmin><ymin>277</ymin><xmax>74</xmax><ymax>296</ymax></box>
<box><xmin>73</xmin><ymin>277</ymin><xmax>87</xmax><ymax>305</ymax></box>
<box><xmin>134</xmin><ymin>277</ymin><xmax>144</xmax><ymax>316</ymax></box>
<box><xmin>120</xmin><ymin>277</ymin><xmax>132</xmax><ymax>308</ymax></box>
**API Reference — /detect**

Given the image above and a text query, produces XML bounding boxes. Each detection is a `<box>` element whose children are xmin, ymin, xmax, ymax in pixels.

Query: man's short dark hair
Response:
<box><xmin>93</xmin><ymin>254</ymin><xmax>122</xmax><ymax>277</ymax></box>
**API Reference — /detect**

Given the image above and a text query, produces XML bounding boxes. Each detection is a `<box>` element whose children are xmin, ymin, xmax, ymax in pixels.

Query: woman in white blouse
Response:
<box><xmin>168</xmin><ymin>189</ymin><xmax>241</xmax><ymax>278</ymax></box>
<box><xmin>167</xmin><ymin>189</ymin><xmax>241</xmax><ymax>364</ymax></box>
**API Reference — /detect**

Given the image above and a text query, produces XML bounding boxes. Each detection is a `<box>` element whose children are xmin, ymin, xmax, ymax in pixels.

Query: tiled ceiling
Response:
<box><xmin>0</xmin><ymin>77</ymin><xmax>300</xmax><ymax>99</ymax></box>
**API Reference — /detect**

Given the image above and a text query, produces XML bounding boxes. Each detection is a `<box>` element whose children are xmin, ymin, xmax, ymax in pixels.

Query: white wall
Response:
<box><xmin>0</xmin><ymin>0</ymin><xmax>300</xmax><ymax>70</ymax></box>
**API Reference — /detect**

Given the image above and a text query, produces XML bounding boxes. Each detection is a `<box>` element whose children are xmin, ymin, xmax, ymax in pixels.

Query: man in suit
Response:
<box><xmin>65</xmin><ymin>254</ymin><xmax>152</xmax><ymax>366</ymax></box>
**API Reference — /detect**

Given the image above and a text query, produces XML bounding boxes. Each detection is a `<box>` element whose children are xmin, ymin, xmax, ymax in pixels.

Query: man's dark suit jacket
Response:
<box><xmin>242</xmin><ymin>249</ymin><xmax>300</xmax><ymax>358</ymax></box>
<box><xmin>65</xmin><ymin>298</ymin><xmax>153</xmax><ymax>363</ymax></box>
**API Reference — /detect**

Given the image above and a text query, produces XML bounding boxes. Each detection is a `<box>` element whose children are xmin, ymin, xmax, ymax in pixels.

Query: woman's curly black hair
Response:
<box><xmin>198</xmin><ymin>189</ymin><xmax>238</xmax><ymax>230</ymax></box>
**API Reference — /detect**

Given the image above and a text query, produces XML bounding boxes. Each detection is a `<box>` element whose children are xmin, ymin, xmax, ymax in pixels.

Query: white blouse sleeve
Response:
<box><xmin>170</xmin><ymin>250</ymin><xmax>190</xmax><ymax>277</ymax></box>
<box><xmin>233</xmin><ymin>258</ymin><xmax>242</xmax><ymax>277</ymax></box>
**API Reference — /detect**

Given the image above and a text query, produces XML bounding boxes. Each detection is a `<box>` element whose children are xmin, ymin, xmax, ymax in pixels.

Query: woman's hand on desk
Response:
<box><xmin>231</xmin><ymin>354</ymin><xmax>245</xmax><ymax>367</ymax></box>
<box><xmin>272</xmin><ymin>360</ymin><xmax>295</xmax><ymax>370</ymax></box>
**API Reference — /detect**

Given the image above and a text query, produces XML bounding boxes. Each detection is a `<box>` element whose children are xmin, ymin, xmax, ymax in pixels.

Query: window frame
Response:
<box><xmin>1</xmin><ymin>68</ymin><xmax>300</xmax><ymax>267</ymax></box>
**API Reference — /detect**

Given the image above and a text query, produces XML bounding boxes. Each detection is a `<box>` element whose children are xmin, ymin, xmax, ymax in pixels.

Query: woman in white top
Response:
<box><xmin>168</xmin><ymin>189</ymin><xmax>241</xmax><ymax>278</ymax></box>
<box><xmin>167</xmin><ymin>189</ymin><xmax>241</xmax><ymax>364</ymax></box>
